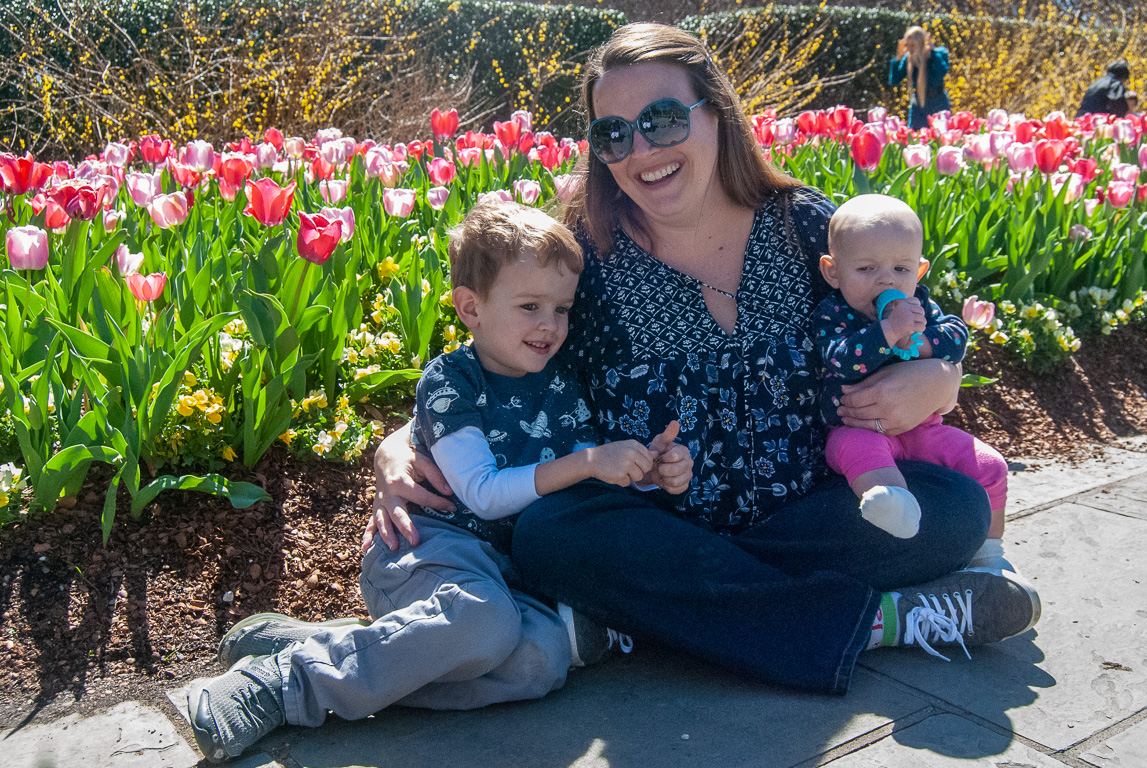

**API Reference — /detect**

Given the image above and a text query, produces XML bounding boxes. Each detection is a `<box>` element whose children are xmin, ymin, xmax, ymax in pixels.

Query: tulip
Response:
<box><xmin>1110</xmin><ymin>163</ymin><xmax>1141</xmax><ymax>183</ymax></box>
<box><xmin>319</xmin><ymin>178</ymin><xmax>348</xmax><ymax>204</ymax></box>
<box><xmin>431</xmin><ymin>108</ymin><xmax>460</xmax><ymax>141</ymax></box>
<box><xmin>47</xmin><ymin>181</ymin><xmax>104</xmax><ymax>221</ymax></box>
<box><xmin>5</xmin><ymin>226</ymin><xmax>49</xmax><ymax>270</ymax></box>
<box><xmin>425</xmin><ymin>186</ymin><xmax>450</xmax><ymax>211</ymax></box>
<box><xmin>383</xmin><ymin>188</ymin><xmax>417</xmax><ymax>218</ymax></box>
<box><xmin>127</xmin><ymin>272</ymin><xmax>166</xmax><ymax>302</ymax></box>
<box><xmin>1139</xmin><ymin>144</ymin><xmax>1147</xmax><ymax>170</ymax></box>
<box><xmin>315</xmin><ymin>127</ymin><xmax>343</xmax><ymax>146</ymax></box>
<box><xmin>284</xmin><ymin>137</ymin><xmax>307</xmax><ymax>158</ymax></box>
<box><xmin>513</xmin><ymin>179</ymin><xmax>542</xmax><ymax>205</ymax></box>
<box><xmin>988</xmin><ymin>131</ymin><xmax>1014</xmax><ymax>157</ymax></box>
<box><xmin>320</xmin><ymin>139</ymin><xmax>351</xmax><ymax>167</ymax></box>
<box><xmin>773</xmin><ymin>118</ymin><xmax>797</xmax><ymax>146</ymax></box>
<box><xmin>964</xmin><ymin>134</ymin><xmax>994</xmax><ymax>165</ymax></box>
<box><xmin>103</xmin><ymin>209</ymin><xmax>124</xmax><ymax>232</ymax></box>
<box><xmin>902</xmin><ymin>143</ymin><xmax>932</xmax><ymax>168</ymax></box>
<box><xmin>1049</xmin><ymin>172</ymin><xmax>1085</xmax><ymax>202</ymax></box>
<box><xmin>146</xmin><ymin>191</ymin><xmax>191</xmax><ymax>229</ymax></box>
<box><xmin>1112</xmin><ymin>119</ymin><xmax>1137</xmax><ymax>145</ymax></box>
<box><xmin>849</xmin><ymin>127</ymin><xmax>883</xmax><ymax>172</ymax></box>
<box><xmin>1106</xmin><ymin>180</ymin><xmax>1135</xmax><ymax>208</ymax></box>
<box><xmin>962</xmin><ymin>296</ymin><xmax>995</xmax><ymax>330</ymax></box>
<box><xmin>310</xmin><ymin>154</ymin><xmax>334</xmax><ymax>181</ymax></box>
<box><xmin>244</xmin><ymin>178</ymin><xmax>296</xmax><ymax>226</ymax></box>
<box><xmin>1005</xmin><ymin>142</ymin><xmax>1036</xmax><ymax>174</ymax></box>
<box><xmin>1084</xmin><ymin>198</ymin><xmax>1099</xmax><ymax>217</ymax></box>
<box><xmin>1070</xmin><ymin>157</ymin><xmax>1099</xmax><ymax>183</ymax></box>
<box><xmin>935</xmin><ymin>146</ymin><xmax>965</xmax><ymax>175</ymax></box>
<box><xmin>103</xmin><ymin>142</ymin><xmax>131</xmax><ymax>167</ymax></box>
<box><xmin>319</xmin><ymin>205</ymin><xmax>355</xmax><ymax>242</ymax></box>
<box><xmin>28</xmin><ymin>194</ymin><xmax>69</xmax><ymax>230</ymax></box>
<box><xmin>493</xmin><ymin>119</ymin><xmax>522</xmax><ymax>152</ymax></box>
<box><xmin>828</xmin><ymin>105</ymin><xmax>854</xmax><ymax>133</ymax></box>
<box><xmin>867</xmin><ymin>106</ymin><xmax>886</xmax><ymax>123</ymax></box>
<box><xmin>0</xmin><ymin>152</ymin><xmax>52</xmax><ymax>195</ymax></box>
<box><xmin>1034</xmin><ymin>140</ymin><xmax>1067</xmax><ymax>174</ymax></box>
<box><xmin>180</xmin><ymin>140</ymin><xmax>215</xmax><ymax>172</ymax></box>
<box><xmin>428</xmin><ymin>157</ymin><xmax>456</xmax><ymax>186</ymax></box>
<box><xmin>456</xmin><ymin>147</ymin><xmax>483</xmax><ymax>168</ymax></box>
<box><xmin>986</xmin><ymin>109</ymin><xmax>1009</xmax><ymax>132</ymax></box>
<box><xmin>167</xmin><ymin>158</ymin><xmax>202</xmax><ymax>188</ymax></box>
<box><xmin>264</xmin><ymin>127</ymin><xmax>285</xmax><ymax>151</ymax></box>
<box><xmin>115</xmin><ymin>244</ymin><xmax>144</xmax><ymax>275</ymax></box>
<box><xmin>296</xmin><ymin>211</ymin><xmax>343</xmax><ymax>265</ymax></box>
<box><xmin>256</xmin><ymin>142</ymin><xmax>278</xmax><ymax>169</ymax></box>
<box><xmin>1069</xmin><ymin>224</ymin><xmax>1093</xmax><ymax>242</ymax></box>
<box><xmin>219</xmin><ymin>153</ymin><xmax>255</xmax><ymax>188</ymax></box>
<box><xmin>552</xmin><ymin>173</ymin><xmax>583</xmax><ymax>205</ymax></box>
<box><xmin>139</xmin><ymin>135</ymin><xmax>172</xmax><ymax>165</ymax></box>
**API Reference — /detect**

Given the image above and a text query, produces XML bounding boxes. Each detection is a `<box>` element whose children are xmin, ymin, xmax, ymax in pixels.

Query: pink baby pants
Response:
<box><xmin>825</xmin><ymin>414</ymin><xmax>1008</xmax><ymax>510</ymax></box>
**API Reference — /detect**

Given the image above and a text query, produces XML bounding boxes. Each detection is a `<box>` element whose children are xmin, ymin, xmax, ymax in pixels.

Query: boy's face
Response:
<box><xmin>456</xmin><ymin>255</ymin><xmax>579</xmax><ymax>378</ymax></box>
<box><xmin>820</xmin><ymin>224</ymin><xmax>929</xmax><ymax>321</ymax></box>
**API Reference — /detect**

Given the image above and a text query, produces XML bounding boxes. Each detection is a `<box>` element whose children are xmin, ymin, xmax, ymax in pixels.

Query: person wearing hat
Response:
<box><xmin>1077</xmin><ymin>60</ymin><xmax>1133</xmax><ymax>117</ymax></box>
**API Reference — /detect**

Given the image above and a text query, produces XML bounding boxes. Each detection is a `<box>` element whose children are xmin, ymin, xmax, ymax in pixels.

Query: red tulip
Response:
<box><xmin>167</xmin><ymin>158</ymin><xmax>202</xmax><ymax>188</ymax></box>
<box><xmin>493</xmin><ymin>119</ymin><xmax>521</xmax><ymax>152</ymax></box>
<box><xmin>264</xmin><ymin>127</ymin><xmax>285</xmax><ymax>151</ymax></box>
<box><xmin>126</xmin><ymin>272</ymin><xmax>167</xmax><ymax>302</ymax></box>
<box><xmin>46</xmin><ymin>180</ymin><xmax>104</xmax><ymax>221</ymax></box>
<box><xmin>1043</xmin><ymin>114</ymin><xmax>1073</xmax><ymax>141</ymax></box>
<box><xmin>431</xmin><ymin>108</ymin><xmax>460</xmax><ymax>141</ymax></box>
<box><xmin>226</xmin><ymin>136</ymin><xmax>256</xmax><ymax>154</ymax></box>
<box><xmin>0</xmin><ymin>152</ymin><xmax>52</xmax><ymax>195</ymax></box>
<box><xmin>1034</xmin><ymin>140</ymin><xmax>1067</xmax><ymax>174</ymax></box>
<box><xmin>828</xmin><ymin>105</ymin><xmax>854</xmax><ymax>134</ymax></box>
<box><xmin>138</xmin><ymin>134</ymin><xmax>172</xmax><ymax>165</ymax></box>
<box><xmin>1013</xmin><ymin>120</ymin><xmax>1041</xmax><ymax>144</ymax></box>
<box><xmin>28</xmin><ymin>193</ymin><xmax>70</xmax><ymax>229</ymax></box>
<box><xmin>310</xmin><ymin>154</ymin><xmax>334</xmax><ymax>181</ymax></box>
<box><xmin>296</xmin><ymin>211</ymin><xmax>343</xmax><ymax>265</ymax></box>
<box><xmin>795</xmin><ymin>111</ymin><xmax>818</xmax><ymax>136</ymax></box>
<box><xmin>427</xmin><ymin>157</ymin><xmax>456</xmax><ymax>186</ymax></box>
<box><xmin>244</xmin><ymin>178</ymin><xmax>296</xmax><ymax>227</ymax></box>
<box><xmin>1069</xmin><ymin>157</ymin><xmax>1099</xmax><ymax>183</ymax></box>
<box><xmin>219</xmin><ymin>154</ymin><xmax>255</xmax><ymax>188</ymax></box>
<box><xmin>850</xmin><ymin>127</ymin><xmax>884</xmax><ymax>172</ymax></box>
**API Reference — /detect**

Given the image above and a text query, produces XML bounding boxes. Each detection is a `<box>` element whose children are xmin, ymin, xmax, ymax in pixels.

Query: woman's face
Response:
<box><xmin>592</xmin><ymin>61</ymin><xmax>722</xmax><ymax>229</ymax></box>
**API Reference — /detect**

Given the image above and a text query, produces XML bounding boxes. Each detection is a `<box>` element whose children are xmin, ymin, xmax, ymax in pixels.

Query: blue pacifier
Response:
<box><xmin>875</xmin><ymin>289</ymin><xmax>924</xmax><ymax>361</ymax></box>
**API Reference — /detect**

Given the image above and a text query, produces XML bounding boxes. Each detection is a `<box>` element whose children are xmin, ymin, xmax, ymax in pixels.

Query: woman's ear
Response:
<box><xmin>917</xmin><ymin>258</ymin><xmax>931</xmax><ymax>281</ymax></box>
<box><xmin>819</xmin><ymin>254</ymin><xmax>840</xmax><ymax>288</ymax></box>
<box><xmin>453</xmin><ymin>286</ymin><xmax>480</xmax><ymax>329</ymax></box>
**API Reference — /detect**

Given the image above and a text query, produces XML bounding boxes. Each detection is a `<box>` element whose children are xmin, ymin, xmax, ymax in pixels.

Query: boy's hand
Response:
<box><xmin>586</xmin><ymin>440</ymin><xmax>654</xmax><ymax>486</ymax></box>
<box><xmin>642</xmin><ymin>421</ymin><xmax>693</xmax><ymax>494</ymax></box>
<box><xmin>880</xmin><ymin>297</ymin><xmax>926</xmax><ymax>350</ymax></box>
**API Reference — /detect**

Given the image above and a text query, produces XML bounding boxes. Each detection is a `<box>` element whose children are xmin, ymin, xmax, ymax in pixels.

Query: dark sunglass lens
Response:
<box><xmin>640</xmin><ymin>99</ymin><xmax>690</xmax><ymax>146</ymax></box>
<box><xmin>590</xmin><ymin>118</ymin><xmax>632</xmax><ymax>162</ymax></box>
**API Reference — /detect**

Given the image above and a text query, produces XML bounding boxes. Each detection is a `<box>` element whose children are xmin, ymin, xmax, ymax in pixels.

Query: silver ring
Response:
<box><xmin>875</xmin><ymin>419</ymin><xmax>886</xmax><ymax>435</ymax></box>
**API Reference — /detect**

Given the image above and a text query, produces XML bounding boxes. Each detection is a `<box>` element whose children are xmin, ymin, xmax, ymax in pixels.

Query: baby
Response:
<box><xmin>815</xmin><ymin>194</ymin><xmax>1011</xmax><ymax>572</ymax></box>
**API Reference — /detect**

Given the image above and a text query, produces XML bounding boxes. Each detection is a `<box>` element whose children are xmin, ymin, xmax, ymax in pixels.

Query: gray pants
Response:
<box><xmin>276</xmin><ymin>516</ymin><xmax>570</xmax><ymax>727</ymax></box>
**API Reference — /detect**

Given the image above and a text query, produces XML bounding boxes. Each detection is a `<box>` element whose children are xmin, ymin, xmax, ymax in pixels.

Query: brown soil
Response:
<box><xmin>1</xmin><ymin>325</ymin><xmax>1146</xmax><ymax>734</ymax></box>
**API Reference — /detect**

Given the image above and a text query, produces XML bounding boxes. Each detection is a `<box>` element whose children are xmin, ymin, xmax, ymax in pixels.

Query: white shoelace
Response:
<box><xmin>903</xmin><ymin>589</ymin><xmax>973</xmax><ymax>662</ymax></box>
<box><xmin>607</xmin><ymin>628</ymin><xmax>634</xmax><ymax>654</ymax></box>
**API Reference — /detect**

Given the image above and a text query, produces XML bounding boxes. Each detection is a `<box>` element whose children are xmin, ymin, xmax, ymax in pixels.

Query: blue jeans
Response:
<box><xmin>512</xmin><ymin>461</ymin><xmax>989</xmax><ymax>694</ymax></box>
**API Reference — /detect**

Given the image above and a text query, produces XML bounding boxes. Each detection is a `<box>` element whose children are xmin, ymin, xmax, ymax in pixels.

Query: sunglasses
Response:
<box><xmin>589</xmin><ymin>97</ymin><xmax>708</xmax><ymax>164</ymax></box>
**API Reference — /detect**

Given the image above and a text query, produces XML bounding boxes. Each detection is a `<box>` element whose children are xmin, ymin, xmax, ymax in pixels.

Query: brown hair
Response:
<box><xmin>448</xmin><ymin>197</ymin><xmax>583</xmax><ymax>298</ymax></box>
<box><xmin>564</xmin><ymin>22</ymin><xmax>804</xmax><ymax>254</ymax></box>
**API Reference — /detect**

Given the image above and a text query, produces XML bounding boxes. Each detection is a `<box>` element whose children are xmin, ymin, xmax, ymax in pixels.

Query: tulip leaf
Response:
<box><xmin>342</xmin><ymin>368</ymin><xmax>423</xmax><ymax>402</ymax></box>
<box><xmin>130</xmin><ymin>474</ymin><xmax>271</xmax><ymax>519</ymax></box>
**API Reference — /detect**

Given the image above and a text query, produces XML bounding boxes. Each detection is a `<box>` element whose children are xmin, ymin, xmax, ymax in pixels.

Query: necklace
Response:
<box><xmin>690</xmin><ymin>276</ymin><xmax>737</xmax><ymax>299</ymax></box>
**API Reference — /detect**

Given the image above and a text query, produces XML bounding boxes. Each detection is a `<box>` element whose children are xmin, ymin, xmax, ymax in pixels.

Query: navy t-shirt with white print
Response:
<box><xmin>410</xmin><ymin>343</ymin><xmax>599</xmax><ymax>554</ymax></box>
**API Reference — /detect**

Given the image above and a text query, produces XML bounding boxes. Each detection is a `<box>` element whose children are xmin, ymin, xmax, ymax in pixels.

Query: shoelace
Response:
<box><xmin>903</xmin><ymin>589</ymin><xmax>973</xmax><ymax>662</ymax></box>
<box><xmin>607</xmin><ymin>628</ymin><xmax>634</xmax><ymax>654</ymax></box>
<box><xmin>231</xmin><ymin>670</ymin><xmax>280</xmax><ymax>732</ymax></box>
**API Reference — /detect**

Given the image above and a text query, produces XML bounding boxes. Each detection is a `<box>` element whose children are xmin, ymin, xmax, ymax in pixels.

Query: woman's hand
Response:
<box><xmin>896</xmin><ymin>38</ymin><xmax>908</xmax><ymax>58</ymax></box>
<box><xmin>837</xmin><ymin>359</ymin><xmax>961</xmax><ymax>436</ymax></box>
<box><xmin>361</xmin><ymin>422</ymin><xmax>455</xmax><ymax>552</ymax></box>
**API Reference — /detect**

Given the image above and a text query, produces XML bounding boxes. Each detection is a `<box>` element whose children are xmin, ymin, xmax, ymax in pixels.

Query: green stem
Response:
<box><xmin>289</xmin><ymin>260</ymin><xmax>310</xmax><ymax>325</ymax></box>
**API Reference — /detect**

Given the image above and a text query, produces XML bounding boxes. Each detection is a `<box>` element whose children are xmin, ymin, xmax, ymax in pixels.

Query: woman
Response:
<box><xmin>890</xmin><ymin>26</ymin><xmax>951</xmax><ymax>131</ymax></box>
<box><xmin>370</xmin><ymin>23</ymin><xmax>1039</xmax><ymax>694</ymax></box>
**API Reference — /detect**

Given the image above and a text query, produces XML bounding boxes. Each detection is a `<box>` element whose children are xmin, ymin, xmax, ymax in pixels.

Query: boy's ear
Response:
<box><xmin>819</xmin><ymin>254</ymin><xmax>840</xmax><ymax>288</ymax></box>
<box><xmin>453</xmin><ymin>286</ymin><xmax>480</xmax><ymax>328</ymax></box>
<box><xmin>917</xmin><ymin>258</ymin><xmax>931</xmax><ymax>280</ymax></box>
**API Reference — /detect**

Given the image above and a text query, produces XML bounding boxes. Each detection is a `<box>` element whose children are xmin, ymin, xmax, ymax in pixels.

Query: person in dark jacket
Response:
<box><xmin>889</xmin><ymin>26</ymin><xmax>951</xmax><ymax>130</ymax></box>
<box><xmin>1077</xmin><ymin>60</ymin><xmax>1132</xmax><ymax>118</ymax></box>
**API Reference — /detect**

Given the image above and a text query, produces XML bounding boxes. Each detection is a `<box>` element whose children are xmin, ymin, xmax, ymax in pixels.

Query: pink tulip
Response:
<box><xmin>428</xmin><ymin>157</ymin><xmax>456</xmax><ymax>186</ymax></box>
<box><xmin>377</xmin><ymin>162</ymin><xmax>400</xmax><ymax>187</ymax></box>
<box><xmin>425</xmin><ymin>187</ymin><xmax>450</xmax><ymax>211</ymax></box>
<box><xmin>478</xmin><ymin>189</ymin><xmax>514</xmax><ymax>205</ymax></box>
<box><xmin>1110</xmin><ymin>163</ymin><xmax>1141</xmax><ymax>183</ymax></box>
<box><xmin>296</xmin><ymin>211</ymin><xmax>343</xmax><ymax>265</ymax></box>
<box><xmin>115</xmin><ymin>244</ymin><xmax>144</xmax><ymax>275</ymax></box>
<box><xmin>1069</xmin><ymin>224</ymin><xmax>1093</xmax><ymax>242</ymax></box>
<box><xmin>126</xmin><ymin>272</ymin><xmax>166</xmax><ymax>302</ymax></box>
<box><xmin>863</xmin><ymin>121</ymin><xmax>887</xmax><ymax>146</ymax></box>
<box><xmin>319</xmin><ymin>205</ymin><xmax>355</xmax><ymax>242</ymax></box>
<box><xmin>319</xmin><ymin>178</ymin><xmax>348</xmax><ymax>204</ymax></box>
<box><xmin>964</xmin><ymin>135</ymin><xmax>994</xmax><ymax>165</ymax></box>
<box><xmin>1106</xmin><ymin>180</ymin><xmax>1135</xmax><ymax>208</ymax></box>
<box><xmin>1005</xmin><ymin>143</ymin><xmax>1036</xmax><ymax>174</ymax></box>
<box><xmin>364</xmin><ymin>146</ymin><xmax>393</xmax><ymax>176</ymax></box>
<box><xmin>773</xmin><ymin>118</ymin><xmax>797</xmax><ymax>146</ymax></box>
<box><xmin>513</xmin><ymin>179</ymin><xmax>542</xmax><ymax>205</ymax></box>
<box><xmin>961</xmin><ymin>296</ymin><xmax>995</xmax><ymax>330</ymax></box>
<box><xmin>883</xmin><ymin>114</ymin><xmax>905</xmax><ymax>134</ymax></box>
<box><xmin>456</xmin><ymin>147</ymin><xmax>483</xmax><ymax>168</ymax></box>
<box><xmin>6</xmin><ymin>225</ymin><xmax>49</xmax><ymax>270</ymax></box>
<box><xmin>552</xmin><ymin>173</ymin><xmax>583</xmax><ymax>205</ymax></box>
<box><xmin>511</xmin><ymin>109</ymin><xmax>534</xmax><ymax>134</ymax></box>
<box><xmin>180</xmin><ymin>140</ymin><xmax>215</xmax><ymax>172</ymax></box>
<box><xmin>1050</xmin><ymin>172</ymin><xmax>1085</xmax><ymax>202</ymax></box>
<box><xmin>382</xmin><ymin>188</ymin><xmax>416</xmax><ymax>218</ymax></box>
<box><xmin>988</xmin><ymin>131</ymin><xmax>1014</xmax><ymax>157</ymax></box>
<box><xmin>1139</xmin><ymin>144</ymin><xmax>1147</xmax><ymax>169</ymax></box>
<box><xmin>315</xmin><ymin>127</ymin><xmax>343</xmax><ymax>146</ymax></box>
<box><xmin>284</xmin><ymin>137</ymin><xmax>307</xmax><ymax>158</ymax></box>
<box><xmin>102</xmin><ymin>142</ymin><xmax>131</xmax><ymax>167</ymax></box>
<box><xmin>935</xmin><ymin>146</ymin><xmax>965</xmax><ymax>175</ymax></box>
<box><xmin>125</xmin><ymin>170</ymin><xmax>163</xmax><ymax>207</ymax></box>
<box><xmin>903</xmin><ymin>144</ymin><xmax>932</xmax><ymax>168</ymax></box>
<box><xmin>1084</xmin><ymin>198</ymin><xmax>1100</xmax><ymax>217</ymax></box>
<box><xmin>986</xmin><ymin>109</ymin><xmax>1009</xmax><ymax>132</ymax></box>
<box><xmin>1112</xmin><ymin>119</ymin><xmax>1137</xmax><ymax>145</ymax></box>
<box><xmin>256</xmin><ymin>142</ymin><xmax>278</xmax><ymax>169</ymax></box>
<box><xmin>146</xmin><ymin>191</ymin><xmax>191</xmax><ymax>229</ymax></box>
<box><xmin>867</xmin><ymin>106</ymin><xmax>886</xmax><ymax>122</ymax></box>
<box><xmin>103</xmin><ymin>209</ymin><xmax>124</xmax><ymax>232</ymax></box>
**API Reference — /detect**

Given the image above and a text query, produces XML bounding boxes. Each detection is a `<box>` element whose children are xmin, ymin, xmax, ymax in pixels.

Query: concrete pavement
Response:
<box><xmin>5</xmin><ymin>436</ymin><xmax>1147</xmax><ymax>768</ymax></box>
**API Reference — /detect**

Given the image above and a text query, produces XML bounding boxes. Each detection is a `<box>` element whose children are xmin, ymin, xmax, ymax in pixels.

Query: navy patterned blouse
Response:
<box><xmin>565</xmin><ymin>190</ymin><xmax>836</xmax><ymax>533</ymax></box>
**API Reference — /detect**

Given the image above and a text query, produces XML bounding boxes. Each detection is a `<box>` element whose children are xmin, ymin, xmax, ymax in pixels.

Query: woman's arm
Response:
<box><xmin>836</xmin><ymin>358</ymin><xmax>961</xmax><ymax>435</ymax></box>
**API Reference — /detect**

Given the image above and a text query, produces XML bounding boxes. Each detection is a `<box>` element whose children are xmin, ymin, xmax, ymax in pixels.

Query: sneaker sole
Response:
<box><xmin>218</xmin><ymin>613</ymin><xmax>370</xmax><ymax>667</ymax></box>
<box><xmin>558</xmin><ymin>603</ymin><xmax>587</xmax><ymax>668</ymax></box>
<box><xmin>186</xmin><ymin>674</ymin><xmax>236</xmax><ymax>764</ymax></box>
<box><xmin>966</xmin><ymin>566</ymin><xmax>1042</xmax><ymax>639</ymax></box>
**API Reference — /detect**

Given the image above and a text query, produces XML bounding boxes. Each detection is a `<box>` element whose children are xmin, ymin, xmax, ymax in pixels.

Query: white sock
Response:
<box><xmin>968</xmin><ymin>537</ymin><xmax>1015</xmax><ymax>572</ymax></box>
<box><xmin>859</xmin><ymin>486</ymin><xmax>921</xmax><ymax>538</ymax></box>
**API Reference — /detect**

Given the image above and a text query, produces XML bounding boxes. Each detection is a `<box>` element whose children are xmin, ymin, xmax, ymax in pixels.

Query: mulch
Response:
<box><xmin>1</xmin><ymin>324</ymin><xmax>1145</xmax><ymax>731</ymax></box>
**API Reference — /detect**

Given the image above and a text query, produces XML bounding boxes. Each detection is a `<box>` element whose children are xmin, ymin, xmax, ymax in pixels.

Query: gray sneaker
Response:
<box><xmin>218</xmin><ymin>612</ymin><xmax>369</xmax><ymax>668</ymax></box>
<box><xmin>558</xmin><ymin>603</ymin><xmax>634</xmax><ymax>668</ymax></box>
<box><xmin>188</xmin><ymin>654</ymin><xmax>286</xmax><ymax>763</ymax></box>
<box><xmin>895</xmin><ymin>568</ymin><xmax>1042</xmax><ymax>662</ymax></box>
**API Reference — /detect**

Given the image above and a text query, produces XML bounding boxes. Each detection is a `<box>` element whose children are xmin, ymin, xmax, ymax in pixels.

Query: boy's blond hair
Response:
<box><xmin>827</xmin><ymin>194</ymin><xmax>923</xmax><ymax>259</ymax></box>
<box><xmin>448</xmin><ymin>198</ymin><xmax>583</xmax><ymax>298</ymax></box>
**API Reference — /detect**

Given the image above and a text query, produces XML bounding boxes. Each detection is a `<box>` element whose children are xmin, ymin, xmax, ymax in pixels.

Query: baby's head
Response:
<box><xmin>822</xmin><ymin>194</ymin><xmax>929</xmax><ymax>321</ymax></box>
<box><xmin>448</xmin><ymin>198</ymin><xmax>583</xmax><ymax>377</ymax></box>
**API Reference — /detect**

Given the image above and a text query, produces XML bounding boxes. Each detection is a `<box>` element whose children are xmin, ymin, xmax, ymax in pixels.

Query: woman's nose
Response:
<box><xmin>630</xmin><ymin>128</ymin><xmax>654</xmax><ymax>156</ymax></box>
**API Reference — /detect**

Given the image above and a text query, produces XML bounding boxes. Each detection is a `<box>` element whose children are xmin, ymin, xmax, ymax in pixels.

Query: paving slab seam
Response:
<box><xmin>1006</xmin><ymin>468</ymin><xmax>1147</xmax><ymax>522</ymax></box>
<box><xmin>1057</xmin><ymin>705</ymin><xmax>1147</xmax><ymax>766</ymax></box>
<box><xmin>788</xmin><ymin>706</ymin><xmax>938</xmax><ymax>768</ymax></box>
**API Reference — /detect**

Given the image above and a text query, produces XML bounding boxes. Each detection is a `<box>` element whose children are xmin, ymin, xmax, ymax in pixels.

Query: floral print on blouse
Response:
<box><xmin>565</xmin><ymin>191</ymin><xmax>836</xmax><ymax>534</ymax></box>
